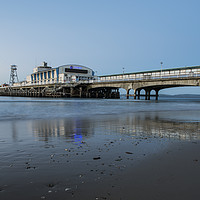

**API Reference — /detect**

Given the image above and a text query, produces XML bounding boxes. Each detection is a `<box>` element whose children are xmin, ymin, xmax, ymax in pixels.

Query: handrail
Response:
<box><xmin>93</xmin><ymin>72</ymin><xmax>200</xmax><ymax>83</ymax></box>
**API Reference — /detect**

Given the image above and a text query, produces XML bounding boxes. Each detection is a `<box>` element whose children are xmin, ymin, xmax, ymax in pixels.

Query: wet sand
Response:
<box><xmin>1</xmin><ymin>106</ymin><xmax>200</xmax><ymax>200</ymax></box>
<box><xmin>1</xmin><ymin>127</ymin><xmax>200</xmax><ymax>200</ymax></box>
<box><xmin>105</xmin><ymin>141</ymin><xmax>200</xmax><ymax>200</ymax></box>
<box><xmin>58</xmin><ymin>141</ymin><xmax>200</xmax><ymax>200</ymax></box>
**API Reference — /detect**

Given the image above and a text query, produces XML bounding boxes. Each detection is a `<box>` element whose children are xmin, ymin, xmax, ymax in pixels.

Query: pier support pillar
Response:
<box><xmin>155</xmin><ymin>89</ymin><xmax>159</xmax><ymax>100</ymax></box>
<box><xmin>134</xmin><ymin>90</ymin><xmax>137</xmax><ymax>99</ymax></box>
<box><xmin>148</xmin><ymin>90</ymin><xmax>151</xmax><ymax>100</ymax></box>
<box><xmin>137</xmin><ymin>89</ymin><xmax>141</xmax><ymax>99</ymax></box>
<box><xmin>145</xmin><ymin>89</ymin><xmax>150</xmax><ymax>100</ymax></box>
<box><xmin>126</xmin><ymin>89</ymin><xmax>130</xmax><ymax>99</ymax></box>
<box><xmin>86</xmin><ymin>89</ymin><xmax>89</xmax><ymax>98</ymax></box>
<box><xmin>63</xmin><ymin>88</ymin><xmax>65</xmax><ymax>97</ymax></box>
<box><xmin>39</xmin><ymin>87</ymin><xmax>41</xmax><ymax>97</ymax></box>
<box><xmin>70</xmin><ymin>87</ymin><xmax>73</xmax><ymax>97</ymax></box>
<box><xmin>145</xmin><ymin>90</ymin><xmax>147</xmax><ymax>100</ymax></box>
<box><xmin>116</xmin><ymin>88</ymin><xmax>120</xmax><ymax>98</ymax></box>
<box><xmin>79</xmin><ymin>87</ymin><xmax>82</xmax><ymax>98</ymax></box>
<box><xmin>109</xmin><ymin>89</ymin><xmax>112</xmax><ymax>98</ymax></box>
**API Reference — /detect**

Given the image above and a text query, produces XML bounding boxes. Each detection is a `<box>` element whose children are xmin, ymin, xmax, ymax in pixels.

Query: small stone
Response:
<box><xmin>48</xmin><ymin>183</ymin><xmax>55</xmax><ymax>188</ymax></box>
<box><xmin>192</xmin><ymin>142</ymin><xmax>197</xmax><ymax>144</ymax></box>
<box><xmin>93</xmin><ymin>157</ymin><xmax>101</xmax><ymax>160</ymax></box>
<box><xmin>115</xmin><ymin>158</ymin><xmax>122</xmax><ymax>161</ymax></box>
<box><xmin>125</xmin><ymin>152</ymin><xmax>133</xmax><ymax>154</ymax></box>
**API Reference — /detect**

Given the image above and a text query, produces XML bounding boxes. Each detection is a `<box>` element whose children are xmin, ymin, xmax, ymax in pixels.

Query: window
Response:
<box><xmin>65</xmin><ymin>68</ymin><xmax>88</xmax><ymax>74</ymax></box>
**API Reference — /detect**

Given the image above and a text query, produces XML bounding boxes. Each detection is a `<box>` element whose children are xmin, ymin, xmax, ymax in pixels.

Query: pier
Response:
<box><xmin>1</xmin><ymin>64</ymin><xmax>200</xmax><ymax>100</ymax></box>
<box><xmin>89</xmin><ymin>65</ymin><xmax>200</xmax><ymax>100</ymax></box>
<box><xmin>0</xmin><ymin>83</ymin><xmax>120</xmax><ymax>99</ymax></box>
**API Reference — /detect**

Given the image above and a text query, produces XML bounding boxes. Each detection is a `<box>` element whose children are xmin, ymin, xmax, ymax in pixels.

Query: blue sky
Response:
<box><xmin>1</xmin><ymin>0</ymin><xmax>200</xmax><ymax>94</ymax></box>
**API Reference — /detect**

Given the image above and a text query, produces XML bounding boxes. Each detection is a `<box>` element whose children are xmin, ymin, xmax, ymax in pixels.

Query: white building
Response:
<box><xmin>26</xmin><ymin>62</ymin><xmax>95</xmax><ymax>85</ymax></box>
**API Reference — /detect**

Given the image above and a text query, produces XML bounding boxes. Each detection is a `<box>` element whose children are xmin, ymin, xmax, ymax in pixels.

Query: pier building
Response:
<box><xmin>26</xmin><ymin>62</ymin><xmax>95</xmax><ymax>85</ymax></box>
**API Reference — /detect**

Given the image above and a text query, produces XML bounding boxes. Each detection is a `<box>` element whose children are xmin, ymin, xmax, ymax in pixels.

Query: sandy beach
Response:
<box><xmin>1</xmin><ymin>98</ymin><xmax>200</xmax><ymax>200</ymax></box>
<box><xmin>1</xmin><ymin>127</ymin><xmax>200</xmax><ymax>200</ymax></box>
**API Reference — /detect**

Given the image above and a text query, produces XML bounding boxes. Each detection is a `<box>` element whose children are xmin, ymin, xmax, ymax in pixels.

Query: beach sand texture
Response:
<box><xmin>0</xmin><ymin>97</ymin><xmax>200</xmax><ymax>200</ymax></box>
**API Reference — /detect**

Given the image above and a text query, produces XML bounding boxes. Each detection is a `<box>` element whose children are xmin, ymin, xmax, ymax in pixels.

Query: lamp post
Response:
<box><xmin>160</xmin><ymin>62</ymin><xmax>163</xmax><ymax>78</ymax></box>
<box><xmin>95</xmin><ymin>71</ymin><xmax>98</xmax><ymax>81</ymax></box>
<box><xmin>123</xmin><ymin>67</ymin><xmax>125</xmax><ymax>79</ymax></box>
<box><xmin>123</xmin><ymin>67</ymin><xmax>125</xmax><ymax>74</ymax></box>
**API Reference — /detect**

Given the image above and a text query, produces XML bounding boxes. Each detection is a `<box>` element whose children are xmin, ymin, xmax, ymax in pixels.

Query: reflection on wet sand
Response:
<box><xmin>32</xmin><ymin>118</ymin><xmax>95</xmax><ymax>142</ymax></box>
<box><xmin>11</xmin><ymin>121</ymin><xmax>18</xmax><ymax>142</ymax></box>
<box><xmin>114</xmin><ymin>113</ymin><xmax>200</xmax><ymax>140</ymax></box>
<box><xmin>32</xmin><ymin>113</ymin><xmax>200</xmax><ymax>142</ymax></box>
<box><xmin>2</xmin><ymin>112</ymin><xmax>200</xmax><ymax>200</ymax></box>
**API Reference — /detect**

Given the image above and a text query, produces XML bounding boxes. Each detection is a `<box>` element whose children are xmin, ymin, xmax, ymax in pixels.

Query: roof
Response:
<box><xmin>58</xmin><ymin>64</ymin><xmax>93</xmax><ymax>70</ymax></box>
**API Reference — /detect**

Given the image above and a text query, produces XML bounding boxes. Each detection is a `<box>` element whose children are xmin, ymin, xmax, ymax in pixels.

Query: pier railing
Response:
<box><xmin>94</xmin><ymin>67</ymin><xmax>200</xmax><ymax>83</ymax></box>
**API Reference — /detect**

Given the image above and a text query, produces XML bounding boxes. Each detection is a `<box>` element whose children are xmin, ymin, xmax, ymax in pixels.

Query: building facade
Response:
<box><xmin>26</xmin><ymin>62</ymin><xmax>95</xmax><ymax>85</ymax></box>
